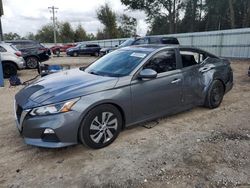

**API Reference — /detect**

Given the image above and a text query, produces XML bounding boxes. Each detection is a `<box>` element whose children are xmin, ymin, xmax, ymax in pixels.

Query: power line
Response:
<box><xmin>48</xmin><ymin>6</ymin><xmax>58</xmax><ymax>44</ymax></box>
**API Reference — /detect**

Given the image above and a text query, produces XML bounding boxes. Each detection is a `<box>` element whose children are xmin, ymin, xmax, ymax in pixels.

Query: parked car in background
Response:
<box><xmin>14</xmin><ymin>44</ymin><xmax>233</xmax><ymax>149</ymax></box>
<box><xmin>100</xmin><ymin>36</ymin><xmax>180</xmax><ymax>56</ymax></box>
<box><xmin>0</xmin><ymin>43</ymin><xmax>25</xmax><ymax>78</ymax></box>
<box><xmin>50</xmin><ymin>43</ymin><xmax>77</xmax><ymax>55</ymax></box>
<box><xmin>5</xmin><ymin>40</ymin><xmax>51</xmax><ymax>69</ymax></box>
<box><xmin>66</xmin><ymin>44</ymin><xmax>101</xmax><ymax>57</ymax></box>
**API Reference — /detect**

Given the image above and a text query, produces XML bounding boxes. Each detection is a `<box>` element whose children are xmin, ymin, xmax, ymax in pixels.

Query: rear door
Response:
<box><xmin>131</xmin><ymin>49</ymin><xmax>184</xmax><ymax>121</ymax></box>
<box><xmin>178</xmin><ymin>49</ymin><xmax>209</xmax><ymax>106</ymax></box>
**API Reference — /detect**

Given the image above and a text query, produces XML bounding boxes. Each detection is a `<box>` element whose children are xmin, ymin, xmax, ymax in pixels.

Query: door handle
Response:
<box><xmin>171</xmin><ymin>78</ymin><xmax>181</xmax><ymax>84</ymax></box>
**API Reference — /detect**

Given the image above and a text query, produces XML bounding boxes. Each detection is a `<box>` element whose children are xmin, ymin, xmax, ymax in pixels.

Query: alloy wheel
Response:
<box><xmin>89</xmin><ymin>112</ymin><xmax>118</xmax><ymax>144</ymax></box>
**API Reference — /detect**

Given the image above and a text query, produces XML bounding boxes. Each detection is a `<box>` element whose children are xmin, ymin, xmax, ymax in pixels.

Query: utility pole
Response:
<box><xmin>0</xmin><ymin>0</ymin><xmax>4</xmax><ymax>41</ymax></box>
<box><xmin>48</xmin><ymin>6</ymin><xmax>58</xmax><ymax>44</ymax></box>
<box><xmin>0</xmin><ymin>0</ymin><xmax>4</xmax><ymax>87</ymax></box>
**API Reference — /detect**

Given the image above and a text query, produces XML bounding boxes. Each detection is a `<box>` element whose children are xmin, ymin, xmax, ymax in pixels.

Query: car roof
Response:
<box><xmin>121</xmin><ymin>44</ymin><xmax>179</xmax><ymax>52</ymax></box>
<box><xmin>120</xmin><ymin>44</ymin><xmax>217</xmax><ymax>58</ymax></box>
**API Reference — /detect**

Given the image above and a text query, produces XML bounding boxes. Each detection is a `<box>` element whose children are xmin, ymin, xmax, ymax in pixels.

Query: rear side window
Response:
<box><xmin>161</xmin><ymin>38</ymin><xmax>179</xmax><ymax>44</ymax></box>
<box><xmin>180</xmin><ymin>50</ymin><xmax>204</xmax><ymax>67</ymax></box>
<box><xmin>0</xmin><ymin>46</ymin><xmax>7</xmax><ymax>52</ymax></box>
<box><xmin>149</xmin><ymin>37</ymin><xmax>160</xmax><ymax>44</ymax></box>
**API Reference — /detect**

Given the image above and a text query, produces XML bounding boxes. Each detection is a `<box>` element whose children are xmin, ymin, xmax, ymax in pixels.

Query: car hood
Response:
<box><xmin>67</xmin><ymin>47</ymin><xmax>77</xmax><ymax>51</ymax></box>
<box><xmin>15</xmin><ymin>69</ymin><xmax>119</xmax><ymax>109</ymax></box>
<box><xmin>100</xmin><ymin>47</ymin><xmax>115</xmax><ymax>51</ymax></box>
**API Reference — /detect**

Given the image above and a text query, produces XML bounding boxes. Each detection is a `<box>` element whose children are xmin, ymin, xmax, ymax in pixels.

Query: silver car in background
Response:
<box><xmin>14</xmin><ymin>45</ymin><xmax>233</xmax><ymax>149</ymax></box>
<box><xmin>0</xmin><ymin>42</ymin><xmax>25</xmax><ymax>78</ymax></box>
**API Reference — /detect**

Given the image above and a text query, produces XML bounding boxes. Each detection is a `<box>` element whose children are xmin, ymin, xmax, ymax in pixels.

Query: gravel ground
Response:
<box><xmin>0</xmin><ymin>56</ymin><xmax>249</xmax><ymax>188</ymax></box>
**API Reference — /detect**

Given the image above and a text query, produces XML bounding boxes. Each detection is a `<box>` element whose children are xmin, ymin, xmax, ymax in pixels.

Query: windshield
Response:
<box><xmin>119</xmin><ymin>39</ymin><xmax>135</xmax><ymax>47</ymax></box>
<box><xmin>85</xmin><ymin>50</ymin><xmax>149</xmax><ymax>77</ymax></box>
<box><xmin>75</xmin><ymin>43</ymin><xmax>84</xmax><ymax>48</ymax></box>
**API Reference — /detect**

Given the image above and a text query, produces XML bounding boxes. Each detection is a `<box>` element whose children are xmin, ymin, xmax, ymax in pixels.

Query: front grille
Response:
<box><xmin>16</xmin><ymin>105</ymin><xmax>23</xmax><ymax>123</ymax></box>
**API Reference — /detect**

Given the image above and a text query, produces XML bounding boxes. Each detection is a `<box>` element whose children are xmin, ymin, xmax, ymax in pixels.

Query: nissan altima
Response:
<box><xmin>14</xmin><ymin>45</ymin><xmax>233</xmax><ymax>149</ymax></box>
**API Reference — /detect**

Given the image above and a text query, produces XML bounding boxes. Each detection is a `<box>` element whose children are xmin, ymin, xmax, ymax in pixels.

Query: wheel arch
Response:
<box><xmin>2</xmin><ymin>60</ymin><xmax>18</xmax><ymax>69</ymax></box>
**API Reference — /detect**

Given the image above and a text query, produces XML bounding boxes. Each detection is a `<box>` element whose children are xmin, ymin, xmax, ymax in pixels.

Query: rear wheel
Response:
<box><xmin>55</xmin><ymin>49</ymin><xmax>60</xmax><ymax>57</ymax></box>
<box><xmin>94</xmin><ymin>52</ymin><xmax>99</xmax><ymax>57</ymax></box>
<box><xmin>205</xmin><ymin>80</ymin><xmax>225</xmax><ymax>109</ymax></box>
<box><xmin>79</xmin><ymin>104</ymin><xmax>122</xmax><ymax>149</ymax></box>
<box><xmin>3</xmin><ymin>62</ymin><xmax>17</xmax><ymax>78</ymax></box>
<box><xmin>26</xmin><ymin>56</ymin><xmax>39</xmax><ymax>69</ymax></box>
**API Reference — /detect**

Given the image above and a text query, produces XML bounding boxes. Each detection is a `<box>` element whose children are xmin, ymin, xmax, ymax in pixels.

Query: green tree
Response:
<box><xmin>87</xmin><ymin>33</ymin><xmax>96</xmax><ymax>40</ymax></box>
<box><xmin>180</xmin><ymin>0</ymin><xmax>200</xmax><ymax>33</ymax></box>
<box><xmin>96</xmin><ymin>3</ymin><xmax>119</xmax><ymax>39</ymax></box>
<box><xmin>121</xmin><ymin>0</ymin><xmax>183</xmax><ymax>34</ymax></box>
<box><xmin>117</xmin><ymin>14</ymin><xmax>137</xmax><ymax>37</ymax></box>
<box><xmin>3</xmin><ymin>32</ymin><xmax>21</xmax><ymax>40</ymax></box>
<box><xmin>25</xmin><ymin>32</ymin><xmax>36</xmax><ymax>40</ymax></box>
<box><xmin>74</xmin><ymin>24</ymin><xmax>88</xmax><ymax>42</ymax></box>
<box><xmin>59</xmin><ymin>22</ymin><xmax>75</xmax><ymax>43</ymax></box>
<box><xmin>35</xmin><ymin>24</ymin><xmax>55</xmax><ymax>43</ymax></box>
<box><xmin>96</xmin><ymin>29</ymin><xmax>105</xmax><ymax>40</ymax></box>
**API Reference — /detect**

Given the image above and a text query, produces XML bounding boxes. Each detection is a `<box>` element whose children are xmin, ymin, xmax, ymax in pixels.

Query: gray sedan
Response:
<box><xmin>14</xmin><ymin>45</ymin><xmax>233</xmax><ymax>149</ymax></box>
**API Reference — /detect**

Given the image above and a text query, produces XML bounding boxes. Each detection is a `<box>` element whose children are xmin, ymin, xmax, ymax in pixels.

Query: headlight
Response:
<box><xmin>29</xmin><ymin>98</ymin><xmax>80</xmax><ymax>116</ymax></box>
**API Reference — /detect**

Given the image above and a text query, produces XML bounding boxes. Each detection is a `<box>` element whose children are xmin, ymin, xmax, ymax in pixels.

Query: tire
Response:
<box><xmin>26</xmin><ymin>56</ymin><xmax>39</xmax><ymax>69</ymax></box>
<box><xmin>55</xmin><ymin>49</ymin><xmax>60</xmax><ymax>57</ymax></box>
<box><xmin>205</xmin><ymin>80</ymin><xmax>225</xmax><ymax>109</ymax></box>
<box><xmin>73</xmin><ymin>52</ymin><xmax>78</xmax><ymax>57</ymax></box>
<box><xmin>94</xmin><ymin>52</ymin><xmax>99</xmax><ymax>57</ymax></box>
<box><xmin>3</xmin><ymin>62</ymin><xmax>17</xmax><ymax>78</ymax></box>
<box><xmin>79</xmin><ymin>104</ymin><xmax>122</xmax><ymax>149</ymax></box>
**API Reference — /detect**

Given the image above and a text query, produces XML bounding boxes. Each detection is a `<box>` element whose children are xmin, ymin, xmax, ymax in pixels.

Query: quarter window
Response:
<box><xmin>144</xmin><ymin>50</ymin><xmax>176</xmax><ymax>73</ymax></box>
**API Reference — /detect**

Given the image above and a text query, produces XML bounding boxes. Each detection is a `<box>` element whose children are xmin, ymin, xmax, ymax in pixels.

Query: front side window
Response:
<box><xmin>85</xmin><ymin>50</ymin><xmax>149</xmax><ymax>77</ymax></box>
<box><xmin>133</xmin><ymin>38</ymin><xmax>149</xmax><ymax>45</ymax></box>
<box><xmin>144</xmin><ymin>50</ymin><xmax>176</xmax><ymax>74</ymax></box>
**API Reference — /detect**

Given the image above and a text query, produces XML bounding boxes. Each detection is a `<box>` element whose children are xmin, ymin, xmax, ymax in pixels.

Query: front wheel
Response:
<box><xmin>205</xmin><ymin>80</ymin><xmax>225</xmax><ymax>109</ymax></box>
<box><xmin>79</xmin><ymin>104</ymin><xmax>122</xmax><ymax>149</ymax></box>
<box><xmin>73</xmin><ymin>52</ymin><xmax>78</xmax><ymax>57</ymax></box>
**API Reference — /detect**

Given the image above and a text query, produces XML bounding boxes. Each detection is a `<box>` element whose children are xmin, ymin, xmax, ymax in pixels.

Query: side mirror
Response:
<box><xmin>138</xmin><ymin>69</ymin><xmax>157</xmax><ymax>79</ymax></box>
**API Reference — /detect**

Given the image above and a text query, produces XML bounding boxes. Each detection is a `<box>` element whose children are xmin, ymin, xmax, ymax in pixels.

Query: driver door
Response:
<box><xmin>130</xmin><ymin>49</ymin><xmax>183</xmax><ymax>122</ymax></box>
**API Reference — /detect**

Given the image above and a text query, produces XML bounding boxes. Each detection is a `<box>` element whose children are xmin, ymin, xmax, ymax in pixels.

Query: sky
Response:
<box><xmin>1</xmin><ymin>0</ymin><xmax>148</xmax><ymax>37</ymax></box>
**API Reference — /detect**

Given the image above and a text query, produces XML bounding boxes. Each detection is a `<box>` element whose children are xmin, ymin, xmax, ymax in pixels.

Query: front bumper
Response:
<box><xmin>66</xmin><ymin>51</ymin><xmax>73</xmax><ymax>56</ymax></box>
<box><xmin>17</xmin><ymin>61</ymin><xmax>26</xmax><ymax>69</ymax></box>
<box><xmin>14</xmin><ymin>103</ymin><xmax>81</xmax><ymax>148</ymax></box>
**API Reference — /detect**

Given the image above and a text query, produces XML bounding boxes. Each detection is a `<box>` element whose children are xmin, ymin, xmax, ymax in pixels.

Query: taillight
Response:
<box><xmin>15</xmin><ymin>51</ymin><xmax>22</xmax><ymax>57</ymax></box>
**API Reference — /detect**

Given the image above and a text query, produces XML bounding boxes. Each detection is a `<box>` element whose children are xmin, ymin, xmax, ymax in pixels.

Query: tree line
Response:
<box><xmin>121</xmin><ymin>0</ymin><xmax>250</xmax><ymax>35</ymax></box>
<box><xmin>3</xmin><ymin>0</ymin><xmax>250</xmax><ymax>42</ymax></box>
<box><xmin>3</xmin><ymin>3</ymin><xmax>137</xmax><ymax>43</ymax></box>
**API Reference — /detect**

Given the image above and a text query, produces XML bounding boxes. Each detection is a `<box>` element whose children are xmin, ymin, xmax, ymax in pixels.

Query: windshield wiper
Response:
<box><xmin>88</xmin><ymin>71</ymin><xmax>100</xmax><ymax>76</ymax></box>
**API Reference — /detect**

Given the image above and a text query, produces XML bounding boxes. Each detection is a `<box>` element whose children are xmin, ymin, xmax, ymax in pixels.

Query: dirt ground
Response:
<box><xmin>0</xmin><ymin>55</ymin><xmax>249</xmax><ymax>188</ymax></box>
